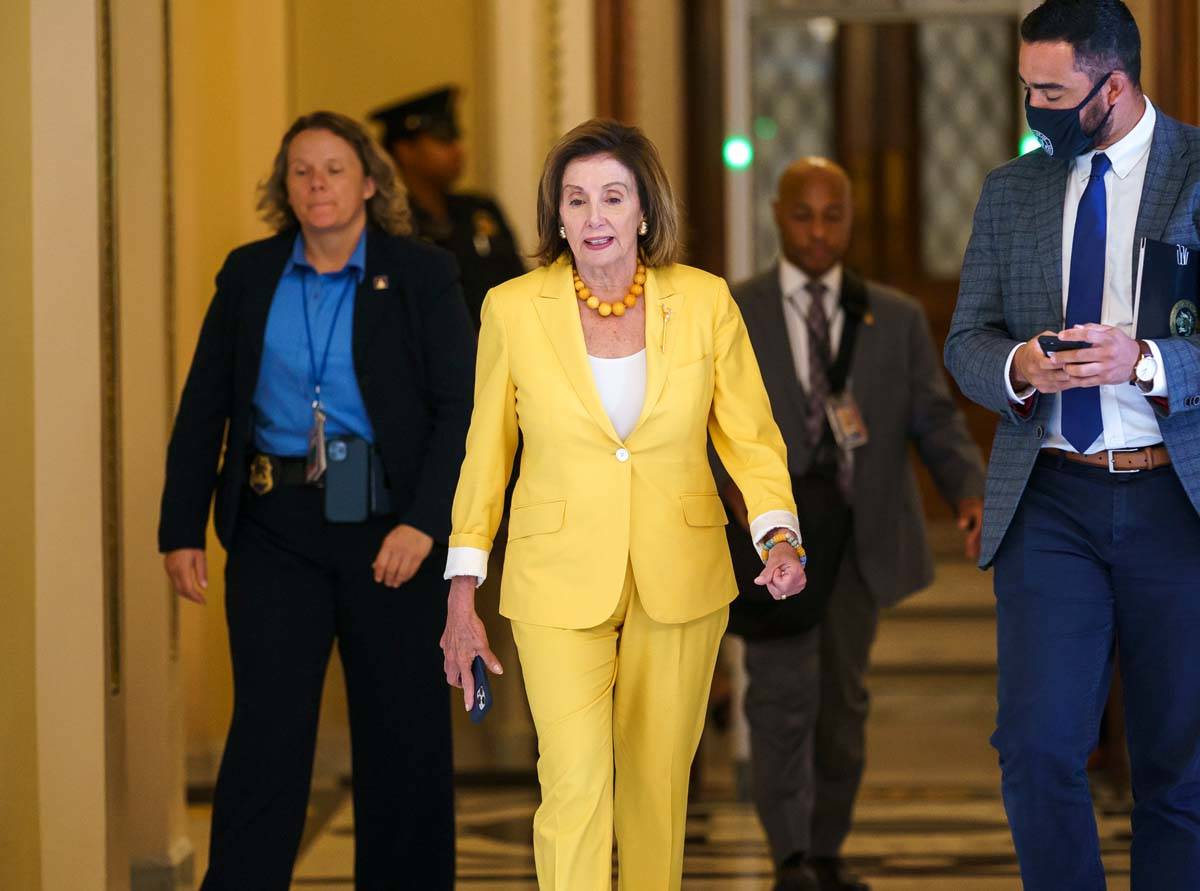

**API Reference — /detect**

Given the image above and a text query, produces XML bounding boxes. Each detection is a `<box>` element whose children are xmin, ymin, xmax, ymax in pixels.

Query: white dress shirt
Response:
<box><xmin>779</xmin><ymin>259</ymin><xmax>844</xmax><ymax>391</ymax></box>
<box><xmin>1004</xmin><ymin>98</ymin><xmax>1169</xmax><ymax>452</ymax></box>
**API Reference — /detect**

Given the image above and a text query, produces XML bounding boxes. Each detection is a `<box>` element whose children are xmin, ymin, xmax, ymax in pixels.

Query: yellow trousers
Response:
<box><xmin>510</xmin><ymin>564</ymin><xmax>729</xmax><ymax>891</ymax></box>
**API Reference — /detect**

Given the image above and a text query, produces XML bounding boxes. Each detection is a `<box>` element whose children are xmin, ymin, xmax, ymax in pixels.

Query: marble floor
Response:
<box><xmin>187</xmin><ymin>523</ymin><xmax>1134</xmax><ymax>889</ymax></box>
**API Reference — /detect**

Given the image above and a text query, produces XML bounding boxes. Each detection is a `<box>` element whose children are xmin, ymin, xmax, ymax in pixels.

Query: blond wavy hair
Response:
<box><xmin>257</xmin><ymin>111</ymin><xmax>411</xmax><ymax>235</ymax></box>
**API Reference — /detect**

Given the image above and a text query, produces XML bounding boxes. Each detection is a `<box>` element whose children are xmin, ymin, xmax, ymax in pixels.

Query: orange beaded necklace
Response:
<box><xmin>573</xmin><ymin>262</ymin><xmax>647</xmax><ymax>318</ymax></box>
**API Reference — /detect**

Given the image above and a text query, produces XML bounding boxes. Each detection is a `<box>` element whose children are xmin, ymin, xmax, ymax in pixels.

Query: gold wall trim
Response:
<box><xmin>97</xmin><ymin>0</ymin><xmax>124</xmax><ymax>697</ymax></box>
<box><xmin>163</xmin><ymin>0</ymin><xmax>181</xmax><ymax>661</ymax></box>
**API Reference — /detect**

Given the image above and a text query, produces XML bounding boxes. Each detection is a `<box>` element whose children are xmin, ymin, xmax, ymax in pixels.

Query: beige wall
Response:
<box><xmin>171</xmin><ymin>0</ymin><xmax>291</xmax><ymax>782</ymax></box>
<box><xmin>288</xmin><ymin>0</ymin><xmax>488</xmax><ymax>190</ymax></box>
<box><xmin>0</xmin><ymin>0</ymin><xmax>42</xmax><ymax>888</ymax></box>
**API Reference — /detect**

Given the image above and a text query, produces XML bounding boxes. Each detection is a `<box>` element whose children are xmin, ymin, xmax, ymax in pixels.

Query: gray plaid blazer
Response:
<box><xmin>945</xmin><ymin>110</ymin><xmax>1200</xmax><ymax>567</ymax></box>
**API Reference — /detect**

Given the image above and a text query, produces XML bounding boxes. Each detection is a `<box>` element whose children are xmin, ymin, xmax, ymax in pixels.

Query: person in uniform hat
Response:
<box><xmin>371</xmin><ymin>86</ymin><xmax>525</xmax><ymax>328</ymax></box>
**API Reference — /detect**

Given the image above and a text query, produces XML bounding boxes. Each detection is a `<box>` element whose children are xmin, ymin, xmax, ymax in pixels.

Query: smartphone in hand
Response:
<box><xmin>1039</xmin><ymin>334</ymin><xmax>1093</xmax><ymax>355</ymax></box>
<box><xmin>469</xmin><ymin>655</ymin><xmax>493</xmax><ymax>724</ymax></box>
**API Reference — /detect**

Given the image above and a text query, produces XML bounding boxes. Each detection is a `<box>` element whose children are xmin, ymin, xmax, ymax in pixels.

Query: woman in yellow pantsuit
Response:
<box><xmin>440</xmin><ymin>119</ymin><xmax>807</xmax><ymax>890</ymax></box>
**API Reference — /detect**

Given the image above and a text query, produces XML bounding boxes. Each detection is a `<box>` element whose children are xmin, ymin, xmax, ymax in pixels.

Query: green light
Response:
<box><xmin>1019</xmin><ymin>131</ymin><xmax>1043</xmax><ymax>156</ymax></box>
<box><xmin>723</xmin><ymin>136</ymin><xmax>754</xmax><ymax>170</ymax></box>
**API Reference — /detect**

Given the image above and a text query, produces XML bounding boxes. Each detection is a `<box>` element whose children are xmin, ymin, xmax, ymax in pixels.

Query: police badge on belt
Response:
<box><xmin>249</xmin><ymin>454</ymin><xmax>275</xmax><ymax>495</ymax></box>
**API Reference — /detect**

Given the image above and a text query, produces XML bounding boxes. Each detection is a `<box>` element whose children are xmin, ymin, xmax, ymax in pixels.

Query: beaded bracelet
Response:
<box><xmin>760</xmin><ymin>529</ymin><xmax>808</xmax><ymax>566</ymax></box>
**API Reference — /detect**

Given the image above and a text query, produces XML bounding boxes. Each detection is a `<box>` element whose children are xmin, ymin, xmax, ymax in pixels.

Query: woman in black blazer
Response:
<box><xmin>159</xmin><ymin>111</ymin><xmax>474</xmax><ymax>890</ymax></box>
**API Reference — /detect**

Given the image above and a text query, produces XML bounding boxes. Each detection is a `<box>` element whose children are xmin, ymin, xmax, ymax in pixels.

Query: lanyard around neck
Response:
<box><xmin>300</xmin><ymin>269</ymin><xmax>353</xmax><ymax>410</ymax></box>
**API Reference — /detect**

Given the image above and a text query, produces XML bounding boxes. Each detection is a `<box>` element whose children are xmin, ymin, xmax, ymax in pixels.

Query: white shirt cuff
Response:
<box><xmin>444</xmin><ymin>546</ymin><xmax>489</xmax><ymax>586</ymax></box>
<box><xmin>750</xmin><ymin>510</ymin><xmax>802</xmax><ymax>562</ymax></box>
<box><xmin>1144</xmin><ymin>339</ymin><xmax>1169</xmax><ymax>397</ymax></box>
<box><xmin>1004</xmin><ymin>343</ymin><xmax>1036</xmax><ymax>403</ymax></box>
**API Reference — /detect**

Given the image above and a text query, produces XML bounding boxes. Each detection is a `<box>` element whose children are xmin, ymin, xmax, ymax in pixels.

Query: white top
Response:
<box><xmin>779</xmin><ymin>259</ymin><xmax>844</xmax><ymax>392</ymax></box>
<box><xmin>588</xmin><ymin>349</ymin><xmax>647</xmax><ymax>440</ymax></box>
<box><xmin>1004</xmin><ymin>98</ymin><xmax>1168</xmax><ymax>452</ymax></box>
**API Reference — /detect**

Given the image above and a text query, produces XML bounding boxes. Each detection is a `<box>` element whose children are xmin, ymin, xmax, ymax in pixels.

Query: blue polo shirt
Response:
<box><xmin>252</xmin><ymin>231</ymin><xmax>375</xmax><ymax>456</ymax></box>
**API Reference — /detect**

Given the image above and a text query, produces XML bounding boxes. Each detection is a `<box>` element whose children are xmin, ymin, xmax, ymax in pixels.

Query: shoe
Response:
<box><xmin>810</xmin><ymin>856</ymin><xmax>870</xmax><ymax>891</ymax></box>
<box><xmin>773</xmin><ymin>860</ymin><xmax>821</xmax><ymax>891</ymax></box>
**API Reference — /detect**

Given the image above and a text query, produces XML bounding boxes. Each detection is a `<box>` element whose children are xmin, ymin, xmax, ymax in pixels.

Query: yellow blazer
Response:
<box><xmin>448</xmin><ymin>257</ymin><xmax>796</xmax><ymax>629</ymax></box>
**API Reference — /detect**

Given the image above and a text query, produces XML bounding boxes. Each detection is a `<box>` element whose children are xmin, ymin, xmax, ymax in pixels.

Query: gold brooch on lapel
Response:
<box><xmin>863</xmin><ymin>311</ymin><xmax>875</xmax><ymax>326</ymax></box>
<box><xmin>372</xmin><ymin>275</ymin><xmax>389</xmax><ymax>291</ymax></box>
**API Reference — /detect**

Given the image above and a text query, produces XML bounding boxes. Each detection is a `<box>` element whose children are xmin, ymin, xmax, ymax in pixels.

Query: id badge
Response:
<box><xmin>306</xmin><ymin>406</ymin><xmax>328</xmax><ymax>483</ymax></box>
<box><xmin>825</xmin><ymin>391</ymin><xmax>869</xmax><ymax>450</ymax></box>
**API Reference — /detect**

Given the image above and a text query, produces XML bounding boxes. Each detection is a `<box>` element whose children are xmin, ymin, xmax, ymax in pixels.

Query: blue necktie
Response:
<box><xmin>1061</xmin><ymin>152</ymin><xmax>1111</xmax><ymax>453</ymax></box>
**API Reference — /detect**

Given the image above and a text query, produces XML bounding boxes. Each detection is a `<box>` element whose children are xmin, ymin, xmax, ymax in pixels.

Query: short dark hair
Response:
<box><xmin>1021</xmin><ymin>0</ymin><xmax>1141</xmax><ymax>88</ymax></box>
<box><xmin>534</xmin><ymin>118</ymin><xmax>682</xmax><ymax>268</ymax></box>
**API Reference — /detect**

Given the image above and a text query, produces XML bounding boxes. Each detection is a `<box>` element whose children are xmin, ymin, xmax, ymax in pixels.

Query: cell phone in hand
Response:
<box><xmin>1038</xmin><ymin>334</ymin><xmax>1093</xmax><ymax>354</ymax></box>
<box><xmin>469</xmin><ymin>655</ymin><xmax>493</xmax><ymax>724</ymax></box>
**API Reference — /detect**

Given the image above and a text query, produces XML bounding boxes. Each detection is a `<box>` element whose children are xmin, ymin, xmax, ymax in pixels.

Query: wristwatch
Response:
<box><xmin>1130</xmin><ymin>339</ymin><xmax>1157</xmax><ymax>393</ymax></box>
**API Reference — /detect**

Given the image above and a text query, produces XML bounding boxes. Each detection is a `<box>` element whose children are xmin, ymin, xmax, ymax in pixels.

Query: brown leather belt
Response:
<box><xmin>1043</xmin><ymin>445</ymin><xmax>1171</xmax><ymax>472</ymax></box>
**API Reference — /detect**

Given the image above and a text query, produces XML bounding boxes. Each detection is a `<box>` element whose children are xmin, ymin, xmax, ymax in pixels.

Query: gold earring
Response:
<box><xmin>638</xmin><ymin>219</ymin><xmax>648</xmax><ymax>236</ymax></box>
<box><xmin>559</xmin><ymin>225</ymin><xmax>567</xmax><ymax>238</ymax></box>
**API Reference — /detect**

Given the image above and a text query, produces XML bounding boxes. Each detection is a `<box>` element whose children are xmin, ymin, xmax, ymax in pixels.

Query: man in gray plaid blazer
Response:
<box><xmin>945</xmin><ymin>2</ymin><xmax>1200</xmax><ymax>888</ymax></box>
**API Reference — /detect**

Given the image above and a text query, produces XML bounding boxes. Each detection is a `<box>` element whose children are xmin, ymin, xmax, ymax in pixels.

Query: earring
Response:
<box><xmin>638</xmin><ymin>219</ymin><xmax>648</xmax><ymax>236</ymax></box>
<box><xmin>559</xmin><ymin>225</ymin><xmax>567</xmax><ymax>238</ymax></box>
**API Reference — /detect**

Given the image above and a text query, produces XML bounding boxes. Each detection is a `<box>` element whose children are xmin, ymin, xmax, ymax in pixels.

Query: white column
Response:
<box><xmin>556</xmin><ymin>0</ymin><xmax>597</xmax><ymax>132</ymax></box>
<box><xmin>633</xmin><ymin>0</ymin><xmax>686</xmax><ymax>193</ymax></box>
<box><xmin>112</xmin><ymin>0</ymin><xmax>195</xmax><ymax>886</ymax></box>
<box><xmin>484</xmin><ymin>0</ymin><xmax>551</xmax><ymax>256</ymax></box>
<box><xmin>31</xmin><ymin>0</ymin><xmax>127</xmax><ymax>886</ymax></box>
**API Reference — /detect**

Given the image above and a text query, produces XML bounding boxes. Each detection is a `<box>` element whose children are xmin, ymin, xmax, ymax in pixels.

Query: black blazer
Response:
<box><xmin>158</xmin><ymin>226</ymin><xmax>476</xmax><ymax>552</ymax></box>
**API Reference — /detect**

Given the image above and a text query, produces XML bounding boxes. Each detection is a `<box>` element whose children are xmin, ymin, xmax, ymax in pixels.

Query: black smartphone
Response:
<box><xmin>469</xmin><ymin>656</ymin><xmax>493</xmax><ymax>724</ymax></box>
<box><xmin>1038</xmin><ymin>335</ymin><xmax>1093</xmax><ymax>354</ymax></box>
<box><xmin>324</xmin><ymin>437</ymin><xmax>370</xmax><ymax>523</ymax></box>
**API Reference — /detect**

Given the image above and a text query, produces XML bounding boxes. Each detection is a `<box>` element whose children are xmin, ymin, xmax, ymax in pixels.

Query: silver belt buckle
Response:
<box><xmin>1107</xmin><ymin>447</ymin><xmax>1141</xmax><ymax>473</ymax></box>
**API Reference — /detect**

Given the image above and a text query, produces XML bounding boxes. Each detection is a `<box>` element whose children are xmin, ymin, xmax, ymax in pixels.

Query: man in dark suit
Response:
<box><xmin>945</xmin><ymin>2</ymin><xmax>1200</xmax><ymax>887</ymax></box>
<box><xmin>721</xmin><ymin>158</ymin><xmax>985</xmax><ymax>891</ymax></box>
<box><xmin>370</xmin><ymin>86</ymin><xmax>526</xmax><ymax>329</ymax></box>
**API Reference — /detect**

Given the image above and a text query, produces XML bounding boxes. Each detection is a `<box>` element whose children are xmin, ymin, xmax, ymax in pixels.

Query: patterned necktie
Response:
<box><xmin>1061</xmin><ymin>152</ymin><xmax>1111</xmax><ymax>453</ymax></box>
<box><xmin>800</xmin><ymin>280</ymin><xmax>853</xmax><ymax>495</ymax></box>
<box><xmin>803</xmin><ymin>280</ymin><xmax>832</xmax><ymax>448</ymax></box>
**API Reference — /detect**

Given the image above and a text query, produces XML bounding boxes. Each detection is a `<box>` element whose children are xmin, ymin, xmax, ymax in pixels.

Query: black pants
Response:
<box><xmin>200</xmin><ymin>484</ymin><xmax>454</xmax><ymax>891</ymax></box>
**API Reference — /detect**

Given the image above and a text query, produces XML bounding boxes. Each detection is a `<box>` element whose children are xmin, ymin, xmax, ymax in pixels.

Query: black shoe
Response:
<box><xmin>810</xmin><ymin>857</ymin><xmax>870</xmax><ymax>891</ymax></box>
<box><xmin>773</xmin><ymin>860</ymin><xmax>821</xmax><ymax>891</ymax></box>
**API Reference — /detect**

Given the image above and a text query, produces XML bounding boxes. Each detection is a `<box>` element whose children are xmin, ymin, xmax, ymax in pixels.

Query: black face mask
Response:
<box><xmin>1025</xmin><ymin>71</ymin><xmax>1115</xmax><ymax>159</ymax></box>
